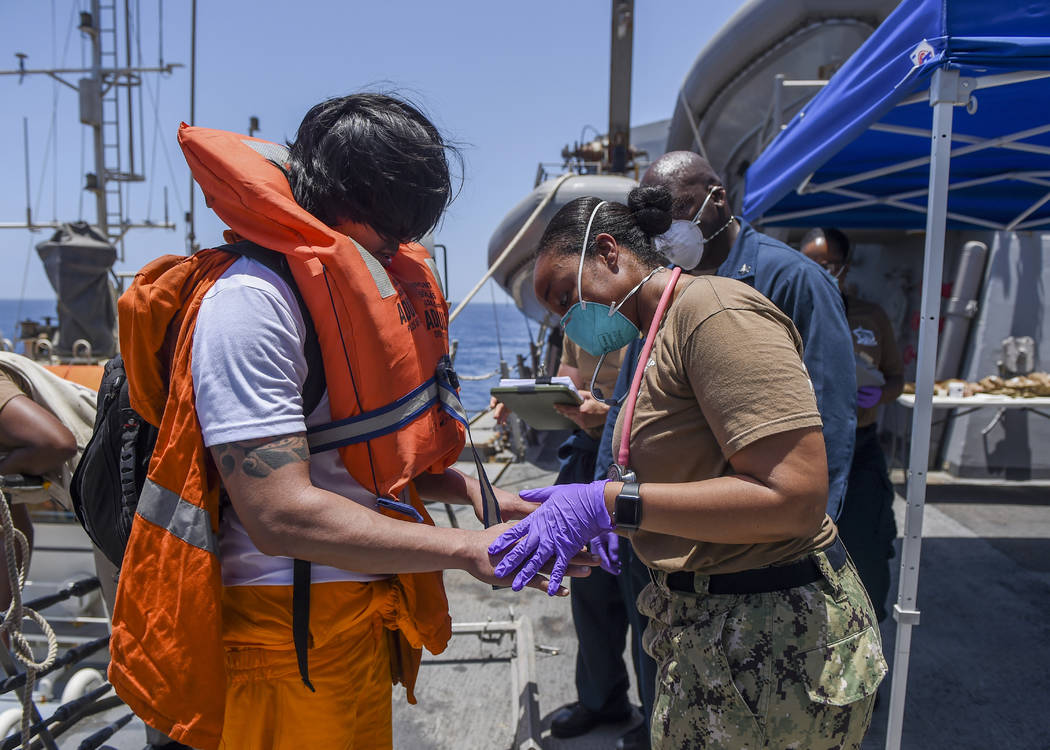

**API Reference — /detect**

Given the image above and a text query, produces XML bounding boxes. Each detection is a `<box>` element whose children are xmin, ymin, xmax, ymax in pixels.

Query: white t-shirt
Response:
<box><xmin>191</xmin><ymin>256</ymin><xmax>388</xmax><ymax>586</ymax></box>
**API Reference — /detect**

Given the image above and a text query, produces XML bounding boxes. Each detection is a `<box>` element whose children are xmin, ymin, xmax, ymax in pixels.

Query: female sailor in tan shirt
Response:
<box><xmin>491</xmin><ymin>186</ymin><xmax>886</xmax><ymax>749</ymax></box>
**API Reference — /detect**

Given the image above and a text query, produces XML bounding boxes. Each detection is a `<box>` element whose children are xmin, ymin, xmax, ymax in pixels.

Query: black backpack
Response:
<box><xmin>71</xmin><ymin>241</ymin><xmax>325</xmax><ymax>566</ymax></box>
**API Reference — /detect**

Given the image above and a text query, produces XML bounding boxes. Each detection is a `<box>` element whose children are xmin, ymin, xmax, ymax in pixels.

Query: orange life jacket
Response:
<box><xmin>107</xmin><ymin>125</ymin><xmax>464</xmax><ymax>749</ymax></box>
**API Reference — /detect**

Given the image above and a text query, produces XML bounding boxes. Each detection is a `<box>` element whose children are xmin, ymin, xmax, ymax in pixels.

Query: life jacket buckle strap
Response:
<box><xmin>377</xmin><ymin>497</ymin><xmax>425</xmax><ymax>523</ymax></box>
<box><xmin>436</xmin><ymin>355</ymin><xmax>459</xmax><ymax>391</ymax></box>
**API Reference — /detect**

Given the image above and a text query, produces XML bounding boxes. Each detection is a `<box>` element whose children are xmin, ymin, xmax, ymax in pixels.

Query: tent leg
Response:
<box><xmin>885</xmin><ymin>67</ymin><xmax>960</xmax><ymax>750</ymax></box>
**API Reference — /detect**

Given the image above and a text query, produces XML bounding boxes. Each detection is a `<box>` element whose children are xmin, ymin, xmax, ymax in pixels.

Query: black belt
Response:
<box><xmin>664</xmin><ymin>537</ymin><xmax>847</xmax><ymax>595</ymax></box>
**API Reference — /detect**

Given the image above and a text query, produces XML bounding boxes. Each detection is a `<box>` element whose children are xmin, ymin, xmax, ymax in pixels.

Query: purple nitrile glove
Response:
<box><xmin>590</xmin><ymin>530</ymin><xmax>621</xmax><ymax>575</ymax></box>
<box><xmin>857</xmin><ymin>385</ymin><xmax>883</xmax><ymax>409</ymax></box>
<box><xmin>517</xmin><ymin>486</ymin><xmax>620</xmax><ymax>575</ymax></box>
<box><xmin>488</xmin><ymin>480</ymin><xmax>612</xmax><ymax>595</ymax></box>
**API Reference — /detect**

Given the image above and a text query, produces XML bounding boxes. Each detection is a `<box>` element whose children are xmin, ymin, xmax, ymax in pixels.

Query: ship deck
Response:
<box><xmin>19</xmin><ymin>460</ymin><xmax>1050</xmax><ymax>749</ymax></box>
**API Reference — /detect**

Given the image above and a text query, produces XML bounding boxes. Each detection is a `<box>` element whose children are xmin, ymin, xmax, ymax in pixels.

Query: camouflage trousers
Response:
<box><xmin>638</xmin><ymin>550</ymin><xmax>887</xmax><ymax>750</ymax></box>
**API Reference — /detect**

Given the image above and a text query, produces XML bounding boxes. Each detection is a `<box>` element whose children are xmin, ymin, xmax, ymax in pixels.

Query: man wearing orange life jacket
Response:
<box><xmin>109</xmin><ymin>93</ymin><xmax>590</xmax><ymax>750</ymax></box>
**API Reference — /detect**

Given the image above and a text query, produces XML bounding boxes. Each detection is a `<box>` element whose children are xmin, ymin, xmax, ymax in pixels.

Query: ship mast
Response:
<box><xmin>559</xmin><ymin>0</ymin><xmax>640</xmax><ymax>175</ymax></box>
<box><xmin>607</xmin><ymin>0</ymin><xmax>634</xmax><ymax>173</ymax></box>
<box><xmin>0</xmin><ymin>0</ymin><xmax>181</xmax><ymax>260</ymax></box>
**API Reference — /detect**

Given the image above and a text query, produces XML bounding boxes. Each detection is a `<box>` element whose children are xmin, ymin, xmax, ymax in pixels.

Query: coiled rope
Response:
<box><xmin>0</xmin><ymin>498</ymin><xmax>59</xmax><ymax>749</ymax></box>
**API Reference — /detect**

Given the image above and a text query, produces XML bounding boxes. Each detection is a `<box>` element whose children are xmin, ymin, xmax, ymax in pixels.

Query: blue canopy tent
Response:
<box><xmin>741</xmin><ymin>1</ymin><xmax>1050</xmax><ymax>747</ymax></box>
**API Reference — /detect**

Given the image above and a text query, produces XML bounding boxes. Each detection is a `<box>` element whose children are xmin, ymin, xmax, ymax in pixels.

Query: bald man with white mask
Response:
<box><xmin>640</xmin><ymin>151</ymin><xmax>856</xmax><ymax>521</ymax></box>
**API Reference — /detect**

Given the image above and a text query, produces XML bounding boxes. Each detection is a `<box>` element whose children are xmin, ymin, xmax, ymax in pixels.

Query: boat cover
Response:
<box><xmin>36</xmin><ymin>222</ymin><xmax>118</xmax><ymax>357</ymax></box>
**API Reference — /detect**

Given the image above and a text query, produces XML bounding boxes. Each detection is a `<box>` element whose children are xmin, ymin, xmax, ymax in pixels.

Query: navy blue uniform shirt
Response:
<box><xmin>598</xmin><ymin>220</ymin><xmax>856</xmax><ymax>521</ymax></box>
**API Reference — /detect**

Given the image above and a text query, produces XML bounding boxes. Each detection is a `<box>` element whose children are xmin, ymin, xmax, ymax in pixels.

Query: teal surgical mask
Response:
<box><xmin>561</xmin><ymin>201</ymin><xmax>660</xmax><ymax>357</ymax></box>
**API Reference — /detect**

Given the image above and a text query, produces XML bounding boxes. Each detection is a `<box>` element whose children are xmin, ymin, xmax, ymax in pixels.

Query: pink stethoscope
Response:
<box><xmin>608</xmin><ymin>266</ymin><xmax>683</xmax><ymax>482</ymax></box>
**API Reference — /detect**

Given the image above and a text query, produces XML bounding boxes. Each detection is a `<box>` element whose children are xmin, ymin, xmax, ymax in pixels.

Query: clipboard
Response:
<box><xmin>490</xmin><ymin>382</ymin><xmax>583</xmax><ymax>431</ymax></box>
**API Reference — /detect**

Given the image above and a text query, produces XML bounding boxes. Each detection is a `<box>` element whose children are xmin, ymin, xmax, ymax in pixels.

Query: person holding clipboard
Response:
<box><xmin>543</xmin><ymin>340</ymin><xmax>657</xmax><ymax>743</ymax></box>
<box><xmin>492</xmin><ymin>340</ymin><xmax>639</xmax><ymax>742</ymax></box>
<box><xmin>551</xmin><ymin>340</ymin><xmax>623</xmax><ymax>443</ymax></box>
<box><xmin>489</xmin><ymin>187</ymin><xmax>885</xmax><ymax>750</ymax></box>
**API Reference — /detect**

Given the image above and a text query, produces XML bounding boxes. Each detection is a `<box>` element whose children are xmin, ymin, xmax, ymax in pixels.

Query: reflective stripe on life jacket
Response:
<box><xmin>136</xmin><ymin>478</ymin><xmax>217</xmax><ymax>554</ymax></box>
<box><xmin>306</xmin><ymin>359</ymin><xmax>468</xmax><ymax>452</ymax></box>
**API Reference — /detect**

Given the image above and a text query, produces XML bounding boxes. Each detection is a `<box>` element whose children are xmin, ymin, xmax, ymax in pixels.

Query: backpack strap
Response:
<box><xmin>220</xmin><ymin>240</ymin><xmax>325</xmax><ymax>415</ymax></box>
<box><xmin>114</xmin><ymin>365</ymin><xmax>140</xmax><ymax>526</ymax></box>
<box><xmin>216</xmin><ymin>240</ymin><xmax>322</xmax><ymax>691</ymax></box>
<box><xmin>291</xmin><ymin>558</ymin><xmax>314</xmax><ymax>692</ymax></box>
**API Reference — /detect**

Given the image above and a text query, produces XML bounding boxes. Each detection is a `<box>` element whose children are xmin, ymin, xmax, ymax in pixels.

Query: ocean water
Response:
<box><xmin>448</xmin><ymin>301</ymin><xmax>539</xmax><ymax>415</ymax></box>
<box><xmin>0</xmin><ymin>297</ymin><xmax>538</xmax><ymax>415</ymax></box>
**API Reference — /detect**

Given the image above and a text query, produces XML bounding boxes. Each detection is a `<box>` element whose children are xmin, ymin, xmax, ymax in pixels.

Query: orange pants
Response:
<box><xmin>219</xmin><ymin>581</ymin><xmax>397</xmax><ymax>750</ymax></box>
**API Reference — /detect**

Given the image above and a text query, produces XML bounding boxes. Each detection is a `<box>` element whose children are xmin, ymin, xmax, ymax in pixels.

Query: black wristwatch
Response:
<box><xmin>613</xmin><ymin>482</ymin><xmax>642</xmax><ymax>532</ymax></box>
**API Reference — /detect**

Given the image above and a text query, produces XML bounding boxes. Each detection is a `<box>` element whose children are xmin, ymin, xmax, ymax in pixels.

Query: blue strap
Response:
<box><xmin>434</xmin><ymin>360</ymin><xmax>502</xmax><ymax>529</ymax></box>
<box><xmin>376</xmin><ymin>497</ymin><xmax>424</xmax><ymax>523</ymax></box>
<box><xmin>305</xmin><ymin>357</ymin><xmax>502</xmax><ymax>528</ymax></box>
<box><xmin>305</xmin><ymin>378</ymin><xmax>442</xmax><ymax>453</ymax></box>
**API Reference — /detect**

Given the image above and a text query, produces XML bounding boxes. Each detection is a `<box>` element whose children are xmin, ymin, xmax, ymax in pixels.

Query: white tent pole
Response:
<box><xmin>870</xmin><ymin>122</ymin><xmax>1050</xmax><ymax>157</ymax></box>
<box><xmin>805</xmin><ymin>120</ymin><xmax>1050</xmax><ymax>194</ymax></box>
<box><xmin>885</xmin><ymin>66</ymin><xmax>961</xmax><ymax>750</ymax></box>
<box><xmin>898</xmin><ymin>68</ymin><xmax>1050</xmax><ymax>105</ymax></box>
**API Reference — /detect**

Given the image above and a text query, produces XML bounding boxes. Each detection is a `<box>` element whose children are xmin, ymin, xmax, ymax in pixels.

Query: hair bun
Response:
<box><xmin>627</xmin><ymin>185</ymin><xmax>673</xmax><ymax>237</ymax></box>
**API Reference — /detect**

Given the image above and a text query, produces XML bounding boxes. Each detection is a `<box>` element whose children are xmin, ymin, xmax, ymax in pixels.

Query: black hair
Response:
<box><xmin>285</xmin><ymin>93</ymin><xmax>462</xmax><ymax>242</ymax></box>
<box><xmin>535</xmin><ymin>185</ymin><xmax>673</xmax><ymax>267</ymax></box>
<box><xmin>801</xmin><ymin>227</ymin><xmax>851</xmax><ymax>264</ymax></box>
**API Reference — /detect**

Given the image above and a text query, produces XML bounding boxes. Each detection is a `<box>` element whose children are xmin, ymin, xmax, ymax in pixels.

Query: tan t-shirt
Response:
<box><xmin>560</xmin><ymin>338</ymin><xmax>624</xmax><ymax>438</ymax></box>
<box><xmin>847</xmin><ymin>295</ymin><xmax>903</xmax><ymax>428</ymax></box>
<box><xmin>0</xmin><ymin>372</ymin><xmax>26</xmax><ymax>411</ymax></box>
<box><xmin>614</xmin><ymin>276</ymin><xmax>837</xmax><ymax>574</ymax></box>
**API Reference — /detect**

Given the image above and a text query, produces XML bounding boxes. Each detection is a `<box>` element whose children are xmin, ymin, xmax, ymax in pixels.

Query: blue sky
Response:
<box><xmin>0</xmin><ymin>1</ymin><xmax>743</xmax><ymax>302</ymax></box>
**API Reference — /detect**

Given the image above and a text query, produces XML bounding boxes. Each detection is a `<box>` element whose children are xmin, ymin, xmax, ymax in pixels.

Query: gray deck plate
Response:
<box><xmin>17</xmin><ymin>464</ymin><xmax>1050</xmax><ymax>748</ymax></box>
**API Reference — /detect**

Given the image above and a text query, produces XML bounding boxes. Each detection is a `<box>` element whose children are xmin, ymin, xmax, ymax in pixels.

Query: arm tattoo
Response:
<box><xmin>214</xmin><ymin>434</ymin><xmax>309</xmax><ymax>479</ymax></box>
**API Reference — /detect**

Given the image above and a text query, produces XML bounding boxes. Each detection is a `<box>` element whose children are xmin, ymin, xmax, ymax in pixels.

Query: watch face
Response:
<box><xmin>614</xmin><ymin>482</ymin><xmax>642</xmax><ymax>531</ymax></box>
